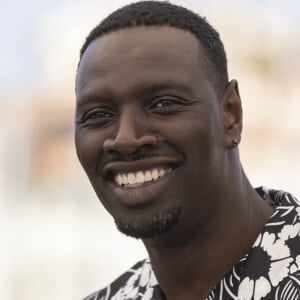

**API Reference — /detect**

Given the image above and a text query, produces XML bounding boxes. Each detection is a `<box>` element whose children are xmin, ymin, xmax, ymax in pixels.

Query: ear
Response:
<box><xmin>222</xmin><ymin>80</ymin><xmax>243</xmax><ymax>149</ymax></box>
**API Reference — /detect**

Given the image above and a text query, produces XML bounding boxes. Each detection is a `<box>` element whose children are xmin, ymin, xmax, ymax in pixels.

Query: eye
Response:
<box><xmin>80</xmin><ymin>109</ymin><xmax>114</xmax><ymax>127</ymax></box>
<box><xmin>87</xmin><ymin>111</ymin><xmax>112</xmax><ymax>119</ymax></box>
<box><xmin>154</xmin><ymin>99</ymin><xmax>177</xmax><ymax>108</ymax></box>
<box><xmin>149</xmin><ymin>96</ymin><xmax>189</xmax><ymax>114</ymax></box>
<box><xmin>151</xmin><ymin>97</ymin><xmax>182</xmax><ymax>109</ymax></box>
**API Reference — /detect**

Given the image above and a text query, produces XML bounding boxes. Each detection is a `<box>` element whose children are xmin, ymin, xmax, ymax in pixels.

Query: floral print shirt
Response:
<box><xmin>84</xmin><ymin>187</ymin><xmax>300</xmax><ymax>300</ymax></box>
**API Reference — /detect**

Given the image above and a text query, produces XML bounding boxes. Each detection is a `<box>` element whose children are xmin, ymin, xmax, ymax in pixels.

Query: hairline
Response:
<box><xmin>77</xmin><ymin>24</ymin><xmax>223</xmax><ymax>98</ymax></box>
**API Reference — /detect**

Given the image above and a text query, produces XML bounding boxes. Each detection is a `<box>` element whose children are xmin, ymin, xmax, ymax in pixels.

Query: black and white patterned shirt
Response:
<box><xmin>84</xmin><ymin>187</ymin><xmax>300</xmax><ymax>300</ymax></box>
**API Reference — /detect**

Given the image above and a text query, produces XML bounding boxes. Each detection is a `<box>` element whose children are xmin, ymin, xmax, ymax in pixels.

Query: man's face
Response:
<box><xmin>75</xmin><ymin>26</ymin><xmax>227</xmax><ymax>240</ymax></box>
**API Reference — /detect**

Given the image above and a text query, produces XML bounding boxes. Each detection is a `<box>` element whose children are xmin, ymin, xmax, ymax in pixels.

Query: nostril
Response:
<box><xmin>103</xmin><ymin>134</ymin><xmax>159</xmax><ymax>155</ymax></box>
<box><xmin>138</xmin><ymin>135</ymin><xmax>159</xmax><ymax>147</ymax></box>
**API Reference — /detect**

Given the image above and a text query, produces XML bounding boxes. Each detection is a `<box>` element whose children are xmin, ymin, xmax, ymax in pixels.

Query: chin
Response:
<box><xmin>114</xmin><ymin>206</ymin><xmax>182</xmax><ymax>239</ymax></box>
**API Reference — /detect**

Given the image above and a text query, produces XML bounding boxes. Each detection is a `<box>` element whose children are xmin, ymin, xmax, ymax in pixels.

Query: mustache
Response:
<box><xmin>102</xmin><ymin>145</ymin><xmax>181</xmax><ymax>164</ymax></box>
<box><xmin>104</xmin><ymin>151</ymin><xmax>163</xmax><ymax>163</ymax></box>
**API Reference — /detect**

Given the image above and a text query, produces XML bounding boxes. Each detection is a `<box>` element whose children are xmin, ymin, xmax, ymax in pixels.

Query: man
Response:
<box><xmin>75</xmin><ymin>1</ymin><xmax>300</xmax><ymax>299</ymax></box>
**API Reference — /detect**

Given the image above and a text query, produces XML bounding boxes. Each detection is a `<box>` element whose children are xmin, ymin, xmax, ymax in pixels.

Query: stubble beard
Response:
<box><xmin>114</xmin><ymin>206</ymin><xmax>182</xmax><ymax>239</ymax></box>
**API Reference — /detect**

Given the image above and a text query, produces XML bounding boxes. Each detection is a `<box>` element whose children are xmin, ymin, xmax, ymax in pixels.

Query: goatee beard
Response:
<box><xmin>114</xmin><ymin>206</ymin><xmax>182</xmax><ymax>239</ymax></box>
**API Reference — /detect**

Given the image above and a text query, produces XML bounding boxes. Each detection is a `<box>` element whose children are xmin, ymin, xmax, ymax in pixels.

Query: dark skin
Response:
<box><xmin>75</xmin><ymin>26</ymin><xmax>274</xmax><ymax>299</ymax></box>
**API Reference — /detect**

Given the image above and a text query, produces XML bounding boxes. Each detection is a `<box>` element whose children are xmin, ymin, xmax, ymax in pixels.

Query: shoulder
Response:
<box><xmin>256</xmin><ymin>187</ymin><xmax>299</xmax><ymax>250</ymax></box>
<box><xmin>256</xmin><ymin>186</ymin><xmax>300</xmax><ymax>207</ymax></box>
<box><xmin>256</xmin><ymin>187</ymin><xmax>300</xmax><ymax>227</ymax></box>
<box><xmin>82</xmin><ymin>259</ymin><xmax>158</xmax><ymax>300</ymax></box>
<box><xmin>237</xmin><ymin>187</ymin><xmax>300</xmax><ymax>299</ymax></box>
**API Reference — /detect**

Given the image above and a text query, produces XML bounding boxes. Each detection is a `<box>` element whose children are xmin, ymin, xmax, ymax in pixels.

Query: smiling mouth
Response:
<box><xmin>114</xmin><ymin>166</ymin><xmax>173</xmax><ymax>188</ymax></box>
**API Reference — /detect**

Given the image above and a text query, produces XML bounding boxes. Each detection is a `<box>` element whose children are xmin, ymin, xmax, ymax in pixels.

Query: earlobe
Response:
<box><xmin>222</xmin><ymin>80</ymin><xmax>243</xmax><ymax>149</ymax></box>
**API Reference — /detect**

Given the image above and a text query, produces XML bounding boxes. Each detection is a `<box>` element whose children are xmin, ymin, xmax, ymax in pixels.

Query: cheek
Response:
<box><xmin>159</xmin><ymin>114</ymin><xmax>223</xmax><ymax>181</ymax></box>
<box><xmin>156</xmin><ymin>114</ymin><xmax>215</xmax><ymax>154</ymax></box>
<box><xmin>75</xmin><ymin>130</ymin><xmax>102</xmax><ymax>171</ymax></box>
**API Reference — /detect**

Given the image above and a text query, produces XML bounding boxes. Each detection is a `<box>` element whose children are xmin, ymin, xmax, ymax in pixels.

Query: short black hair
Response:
<box><xmin>79</xmin><ymin>1</ymin><xmax>228</xmax><ymax>96</ymax></box>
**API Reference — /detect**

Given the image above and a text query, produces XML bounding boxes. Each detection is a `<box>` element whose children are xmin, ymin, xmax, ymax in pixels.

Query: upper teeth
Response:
<box><xmin>114</xmin><ymin>167</ymin><xmax>172</xmax><ymax>187</ymax></box>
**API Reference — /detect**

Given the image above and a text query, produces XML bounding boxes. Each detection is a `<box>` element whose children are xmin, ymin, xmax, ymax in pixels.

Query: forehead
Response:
<box><xmin>76</xmin><ymin>26</ymin><xmax>211</xmax><ymax>99</ymax></box>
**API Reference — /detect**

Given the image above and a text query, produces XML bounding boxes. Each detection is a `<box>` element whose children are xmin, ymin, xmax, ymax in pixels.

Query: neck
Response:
<box><xmin>143</xmin><ymin>174</ymin><xmax>273</xmax><ymax>300</ymax></box>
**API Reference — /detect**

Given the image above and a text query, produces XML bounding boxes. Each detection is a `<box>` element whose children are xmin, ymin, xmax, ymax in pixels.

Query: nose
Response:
<box><xmin>103</xmin><ymin>108</ymin><xmax>159</xmax><ymax>155</ymax></box>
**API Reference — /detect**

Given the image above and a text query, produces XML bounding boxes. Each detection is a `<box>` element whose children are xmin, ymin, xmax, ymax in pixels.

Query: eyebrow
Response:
<box><xmin>140</xmin><ymin>81</ymin><xmax>193</xmax><ymax>95</ymax></box>
<box><xmin>76</xmin><ymin>79</ymin><xmax>194</xmax><ymax>106</ymax></box>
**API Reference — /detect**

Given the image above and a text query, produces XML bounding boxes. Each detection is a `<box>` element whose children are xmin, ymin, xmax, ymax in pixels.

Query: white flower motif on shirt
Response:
<box><xmin>111</xmin><ymin>260</ymin><xmax>156</xmax><ymax>300</ymax></box>
<box><xmin>238</xmin><ymin>232</ymin><xmax>293</xmax><ymax>300</ymax></box>
<box><xmin>278</xmin><ymin>223</ymin><xmax>300</xmax><ymax>274</ymax></box>
<box><xmin>290</xmin><ymin>256</ymin><xmax>300</xmax><ymax>274</ymax></box>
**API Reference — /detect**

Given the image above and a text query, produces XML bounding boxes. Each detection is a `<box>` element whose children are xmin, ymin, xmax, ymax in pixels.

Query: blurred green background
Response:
<box><xmin>1</xmin><ymin>0</ymin><xmax>299</xmax><ymax>299</ymax></box>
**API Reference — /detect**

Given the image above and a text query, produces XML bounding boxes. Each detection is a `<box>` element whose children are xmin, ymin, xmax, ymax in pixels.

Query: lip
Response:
<box><xmin>107</xmin><ymin>167</ymin><xmax>176</xmax><ymax>207</ymax></box>
<box><xmin>102</xmin><ymin>157</ymin><xmax>181</xmax><ymax>207</ymax></box>
<box><xmin>102</xmin><ymin>157</ymin><xmax>180</xmax><ymax>178</ymax></box>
